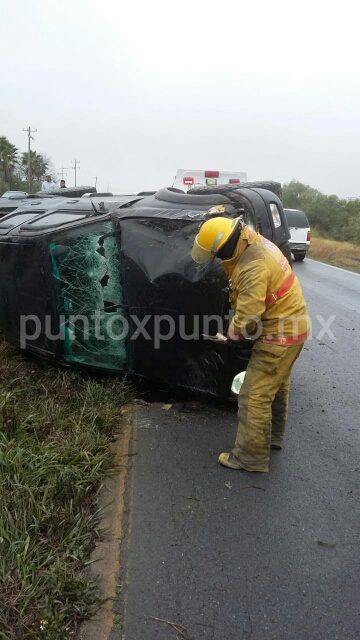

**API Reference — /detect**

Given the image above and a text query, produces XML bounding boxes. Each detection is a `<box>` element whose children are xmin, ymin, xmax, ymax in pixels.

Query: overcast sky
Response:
<box><xmin>2</xmin><ymin>0</ymin><xmax>360</xmax><ymax>197</ymax></box>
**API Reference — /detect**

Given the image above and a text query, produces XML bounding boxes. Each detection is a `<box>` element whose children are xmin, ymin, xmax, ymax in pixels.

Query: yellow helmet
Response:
<box><xmin>191</xmin><ymin>217</ymin><xmax>241</xmax><ymax>264</ymax></box>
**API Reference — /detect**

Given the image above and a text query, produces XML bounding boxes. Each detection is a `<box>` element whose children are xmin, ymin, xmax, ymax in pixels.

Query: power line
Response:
<box><xmin>71</xmin><ymin>159</ymin><xmax>80</xmax><ymax>187</ymax></box>
<box><xmin>22</xmin><ymin>126</ymin><xmax>37</xmax><ymax>193</ymax></box>
<box><xmin>58</xmin><ymin>167</ymin><xmax>68</xmax><ymax>180</ymax></box>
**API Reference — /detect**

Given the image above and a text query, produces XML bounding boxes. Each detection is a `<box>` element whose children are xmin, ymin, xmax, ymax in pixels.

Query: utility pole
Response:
<box><xmin>58</xmin><ymin>167</ymin><xmax>68</xmax><ymax>180</ymax></box>
<box><xmin>22</xmin><ymin>126</ymin><xmax>37</xmax><ymax>193</ymax></box>
<box><xmin>94</xmin><ymin>176</ymin><xmax>98</xmax><ymax>189</ymax></box>
<box><xmin>71</xmin><ymin>159</ymin><xmax>80</xmax><ymax>187</ymax></box>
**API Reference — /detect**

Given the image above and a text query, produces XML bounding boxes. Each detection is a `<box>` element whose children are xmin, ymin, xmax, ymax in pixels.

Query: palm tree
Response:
<box><xmin>21</xmin><ymin>151</ymin><xmax>48</xmax><ymax>181</ymax></box>
<box><xmin>0</xmin><ymin>137</ymin><xmax>18</xmax><ymax>185</ymax></box>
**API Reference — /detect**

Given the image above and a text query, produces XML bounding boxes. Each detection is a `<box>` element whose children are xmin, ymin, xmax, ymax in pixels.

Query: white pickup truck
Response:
<box><xmin>284</xmin><ymin>208</ymin><xmax>311</xmax><ymax>261</ymax></box>
<box><xmin>173</xmin><ymin>169</ymin><xmax>247</xmax><ymax>192</ymax></box>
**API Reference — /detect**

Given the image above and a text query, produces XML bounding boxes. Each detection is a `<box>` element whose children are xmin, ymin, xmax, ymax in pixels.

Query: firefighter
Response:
<box><xmin>191</xmin><ymin>217</ymin><xmax>310</xmax><ymax>473</ymax></box>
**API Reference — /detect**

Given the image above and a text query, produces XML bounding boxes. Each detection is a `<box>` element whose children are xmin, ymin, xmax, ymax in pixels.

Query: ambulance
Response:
<box><xmin>173</xmin><ymin>169</ymin><xmax>248</xmax><ymax>192</ymax></box>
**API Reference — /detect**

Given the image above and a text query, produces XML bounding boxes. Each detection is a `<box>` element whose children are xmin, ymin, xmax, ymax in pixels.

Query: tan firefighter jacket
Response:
<box><xmin>221</xmin><ymin>226</ymin><xmax>310</xmax><ymax>344</ymax></box>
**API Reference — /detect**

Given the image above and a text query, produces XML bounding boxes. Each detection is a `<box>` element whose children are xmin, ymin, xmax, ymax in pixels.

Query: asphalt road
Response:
<box><xmin>112</xmin><ymin>259</ymin><xmax>360</xmax><ymax>640</ymax></box>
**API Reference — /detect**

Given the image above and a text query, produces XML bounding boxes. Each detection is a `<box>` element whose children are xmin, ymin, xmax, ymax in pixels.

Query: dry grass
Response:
<box><xmin>308</xmin><ymin>236</ymin><xmax>360</xmax><ymax>273</ymax></box>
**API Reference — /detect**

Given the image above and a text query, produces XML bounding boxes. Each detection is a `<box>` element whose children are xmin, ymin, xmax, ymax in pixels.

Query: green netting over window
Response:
<box><xmin>49</xmin><ymin>223</ymin><xmax>127</xmax><ymax>370</ymax></box>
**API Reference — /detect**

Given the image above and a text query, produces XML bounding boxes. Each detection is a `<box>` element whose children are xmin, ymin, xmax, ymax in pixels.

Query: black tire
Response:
<box><xmin>188</xmin><ymin>180</ymin><xmax>283</xmax><ymax>200</ymax></box>
<box><xmin>35</xmin><ymin>186</ymin><xmax>97</xmax><ymax>198</ymax></box>
<box><xmin>280</xmin><ymin>241</ymin><xmax>293</xmax><ymax>267</ymax></box>
<box><xmin>293</xmin><ymin>252</ymin><xmax>306</xmax><ymax>262</ymax></box>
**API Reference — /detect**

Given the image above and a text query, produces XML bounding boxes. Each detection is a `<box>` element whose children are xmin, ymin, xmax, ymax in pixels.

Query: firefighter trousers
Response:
<box><xmin>232</xmin><ymin>341</ymin><xmax>304</xmax><ymax>472</ymax></box>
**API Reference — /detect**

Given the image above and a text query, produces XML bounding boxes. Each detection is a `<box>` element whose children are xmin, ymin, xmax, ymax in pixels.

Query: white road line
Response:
<box><xmin>304</xmin><ymin>258</ymin><xmax>360</xmax><ymax>278</ymax></box>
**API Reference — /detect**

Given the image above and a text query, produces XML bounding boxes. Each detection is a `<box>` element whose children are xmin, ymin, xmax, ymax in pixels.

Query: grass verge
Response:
<box><xmin>0</xmin><ymin>337</ymin><xmax>133</xmax><ymax>639</ymax></box>
<box><xmin>308</xmin><ymin>236</ymin><xmax>360</xmax><ymax>273</ymax></box>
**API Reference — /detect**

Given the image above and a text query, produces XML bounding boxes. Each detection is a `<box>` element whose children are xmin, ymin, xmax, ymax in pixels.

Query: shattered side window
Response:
<box><xmin>49</xmin><ymin>222</ymin><xmax>128</xmax><ymax>370</ymax></box>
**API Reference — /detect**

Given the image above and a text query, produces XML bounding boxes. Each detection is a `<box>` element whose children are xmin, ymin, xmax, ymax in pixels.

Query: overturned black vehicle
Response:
<box><xmin>0</xmin><ymin>182</ymin><xmax>291</xmax><ymax>397</ymax></box>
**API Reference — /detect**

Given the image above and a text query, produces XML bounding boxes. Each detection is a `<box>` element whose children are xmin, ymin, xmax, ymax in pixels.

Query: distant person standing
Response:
<box><xmin>41</xmin><ymin>175</ymin><xmax>57</xmax><ymax>191</ymax></box>
<box><xmin>60</xmin><ymin>179</ymin><xmax>66</xmax><ymax>188</ymax></box>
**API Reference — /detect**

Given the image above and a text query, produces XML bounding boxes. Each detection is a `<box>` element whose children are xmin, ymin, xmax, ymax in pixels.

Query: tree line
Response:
<box><xmin>0</xmin><ymin>135</ymin><xmax>53</xmax><ymax>194</ymax></box>
<box><xmin>282</xmin><ymin>180</ymin><xmax>360</xmax><ymax>245</ymax></box>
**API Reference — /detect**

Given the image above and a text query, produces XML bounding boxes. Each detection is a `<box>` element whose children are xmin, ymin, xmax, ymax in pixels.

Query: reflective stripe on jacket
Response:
<box><xmin>221</xmin><ymin>226</ymin><xmax>310</xmax><ymax>343</ymax></box>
